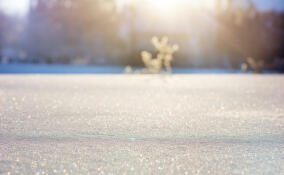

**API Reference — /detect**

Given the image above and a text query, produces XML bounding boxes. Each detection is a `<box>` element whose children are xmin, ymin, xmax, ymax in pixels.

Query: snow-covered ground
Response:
<box><xmin>0</xmin><ymin>64</ymin><xmax>125</xmax><ymax>74</ymax></box>
<box><xmin>0</xmin><ymin>75</ymin><xmax>284</xmax><ymax>174</ymax></box>
<box><xmin>0</xmin><ymin>64</ymin><xmax>242</xmax><ymax>74</ymax></box>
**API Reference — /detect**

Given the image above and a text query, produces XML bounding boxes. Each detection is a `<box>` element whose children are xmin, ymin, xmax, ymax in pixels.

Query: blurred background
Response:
<box><xmin>0</xmin><ymin>0</ymin><xmax>284</xmax><ymax>73</ymax></box>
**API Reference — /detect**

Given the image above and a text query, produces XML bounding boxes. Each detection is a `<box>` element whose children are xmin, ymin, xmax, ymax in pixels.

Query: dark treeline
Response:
<box><xmin>24</xmin><ymin>0</ymin><xmax>124</xmax><ymax>65</ymax></box>
<box><xmin>0</xmin><ymin>0</ymin><xmax>125</xmax><ymax>65</ymax></box>
<box><xmin>0</xmin><ymin>0</ymin><xmax>284</xmax><ymax>71</ymax></box>
<box><xmin>215</xmin><ymin>0</ymin><xmax>284</xmax><ymax>72</ymax></box>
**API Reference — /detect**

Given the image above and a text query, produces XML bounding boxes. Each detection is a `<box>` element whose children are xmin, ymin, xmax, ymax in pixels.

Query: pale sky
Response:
<box><xmin>253</xmin><ymin>0</ymin><xmax>284</xmax><ymax>11</ymax></box>
<box><xmin>0</xmin><ymin>0</ymin><xmax>283</xmax><ymax>16</ymax></box>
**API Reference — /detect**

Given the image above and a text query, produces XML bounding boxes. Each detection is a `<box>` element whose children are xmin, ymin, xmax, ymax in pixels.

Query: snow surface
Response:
<box><xmin>0</xmin><ymin>75</ymin><xmax>284</xmax><ymax>174</ymax></box>
<box><xmin>0</xmin><ymin>64</ymin><xmax>125</xmax><ymax>74</ymax></box>
<box><xmin>0</xmin><ymin>64</ymin><xmax>241</xmax><ymax>74</ymax></box>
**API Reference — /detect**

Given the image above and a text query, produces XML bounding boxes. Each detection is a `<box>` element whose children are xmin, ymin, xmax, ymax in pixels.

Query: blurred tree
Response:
<box><xmin>0</xmin><ymin>11</ymin><xmax>23</xmax><ymax>63</ymax></box>
<box><xmin>215</xmin><ymin>0</ymin><xmax>284</xmax><ymax>71</ymax></box>
<box><xmin>23</xmin><ymin>0</ymin><xmax>120</xmax><ymax>64</ymax></box>
<box><xmin>0</xmin><ymin>11</ymin><xmax>12</xmax><ymax>61</ymax></box>
<box><xmin>0</xmin><ymin>11</ymin><xmax>6</xmax><ymax>60</ymax></box>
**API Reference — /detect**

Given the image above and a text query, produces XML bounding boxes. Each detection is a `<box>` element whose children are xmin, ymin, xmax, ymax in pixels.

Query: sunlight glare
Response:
<box><xmin>147</xmin><ymin>0</ymin><xmax>216</xmax><ymax>15</ymax></box>
<box><xmin>0</xmin><ymin>0</ymin><xmax>29</xmax><ymax>15</ymax></box>
<box><xmin>150</xmin><ymin>0</ymin><xmax>176</xmax><ymax>11</ymax></box>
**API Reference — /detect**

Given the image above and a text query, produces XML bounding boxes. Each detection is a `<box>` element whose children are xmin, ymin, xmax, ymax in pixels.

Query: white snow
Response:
<box><xmin>0</xmin><ymin>75</ymin><xmax>283</xmax><ymax>174</ymax></box>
